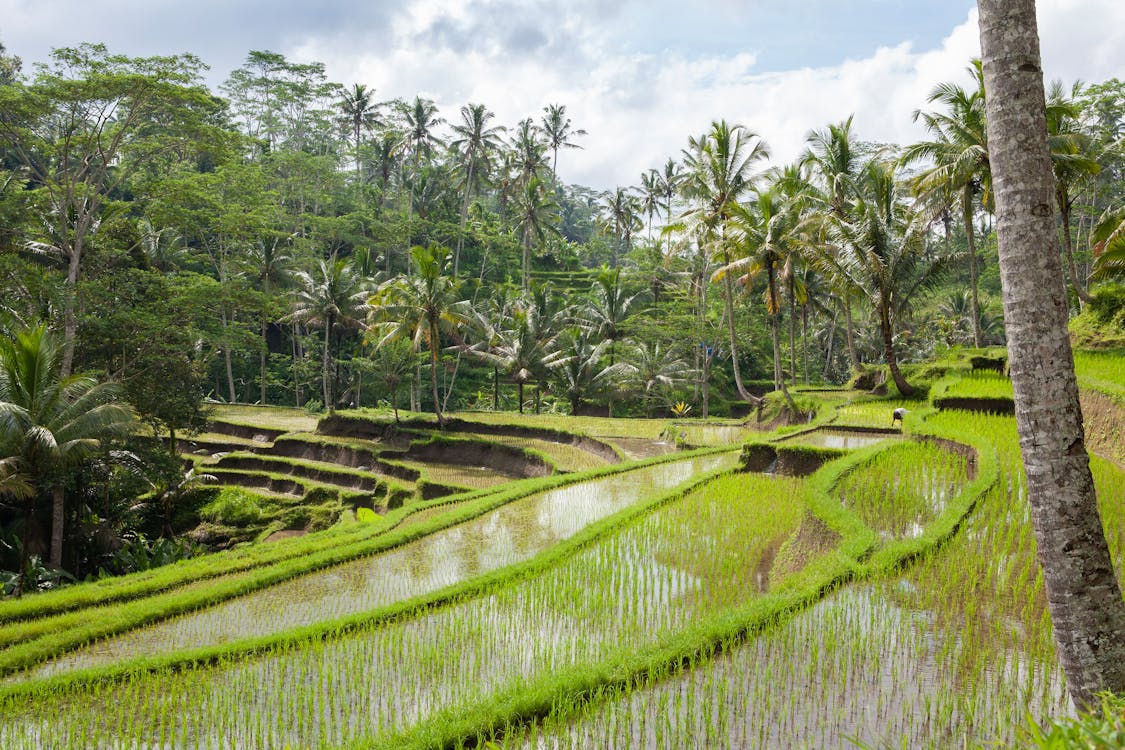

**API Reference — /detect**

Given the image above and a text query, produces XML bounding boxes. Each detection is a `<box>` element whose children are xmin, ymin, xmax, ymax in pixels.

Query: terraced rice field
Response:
<box><xmin>4</xmin><ymin>371</ymin><xmax>1124</xmax><ymax>749</ymax></box>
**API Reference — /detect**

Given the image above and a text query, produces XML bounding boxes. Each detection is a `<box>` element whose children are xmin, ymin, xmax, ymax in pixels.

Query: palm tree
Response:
<box><xmin>678</xmin><ymin>120</ymin><xmax>770</xmax><ymax>404</ymax></box>
<box><xmin>979</xmin><ymin>0</ymin><xmax>1125</xmax><ymax>707</ymax></box>
<box><xmin>0</xmin><ymin>324</ymin><xmax>132</xmax><ymax>576</ymax></box>
<box><xmin>466</xmin><ymin>300</ymin><xmax>558</xmax><ymax>414</ymax></box>
<box><xmin>511</xmin><ymin>118</ymin><xmax>549</xmax><ymax>187</ymax></box>
<box><xmin>1091</xmin><ymin>204</ymin><xmax>1125</xmax><ymax>281</ymax></box>
<box><xmin>619</xmin><ymin>342</ymin><xmax>695</xmax><ymax>417</ymax></box>
<box><xmin>803</xmin><ymin>116</ymin><xmax>867</xmax><ymax>371</ymax></box>
<box><xmin>338</xmin><ymin>83</ymin><xmax>382</xmax><ymax>194</ymax></box>
<box><xmin>513</xmin><ymin>177</ymin><xmax>560</xmax><ymax>291</ymax></box>
<box><xmin>541</xmin><ymin>103</ymin><xmax>587</xmax><ymax>178</ymax></box>
<box><xmin>545</xmin><ymin>326</ymin><xmax>624</xmax><ymax>415</ymax></box>
<box><xmin>716</xmin><ymin>187</ymin><xmax>806</xmax><ymax>412</ymax></box>
<box><xmin>638</xmin><ymin>169</ymin><xmax>665</xmax><ymax>239</ymax></box>
<box><xmin>288</xmin><ymin>256</ymin><xmax>371</xmax><ymax>410</ymax></box>
<box><xmin>659</xmin><ymin>158</ymin><xmax>683</xmax><ymax>225</ymax></box>
<box><xmin>369</xmin><ymin>244</ymin><xmax>471</xmax><ymax>425</ymax></box>
<box><xmin>581</xmin><ymin>266</ymin><xmax>648</xmax><ymax>366</ymax></box>
<box><xmin>901</xmin><ymin>62</ymin><xmax>991</xmax><ymax>347</ymax></box>
<box><xmin>1046</xmin><ymin>80</ymin><xmax>1102</xmax><ymax>304</ymax></box>
<box><xmin>601</xmin><ymin>188</ymin><xmax>642</xmax><ymax>267</ymax></box>
<box><xmin>816</xmin><ymin>160</ymin><xmax>949</xmax><ymax>396</ymax></box>
<box><xmin>396</xmin><ymin>96</ymin><xmax>445</xmax><ymax>239</ymax></box>
<box><xmin>243</xmin><ymin>237</ymin><xmax>296</xmax><ymax>405</ymax></box>
<box><xmin>450</xmin><ymin>103</ymin><xmax>506</xmax><ymax>278</ymax></box>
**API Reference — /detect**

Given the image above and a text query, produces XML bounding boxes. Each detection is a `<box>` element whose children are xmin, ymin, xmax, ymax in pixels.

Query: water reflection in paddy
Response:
<box><xmin>30</xmin><ymin>452</ymin><xmax>737</xmax><ymax>678</ymax></box>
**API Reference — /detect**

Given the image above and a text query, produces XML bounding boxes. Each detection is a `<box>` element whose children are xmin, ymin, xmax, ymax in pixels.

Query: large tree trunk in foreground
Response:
<box><xmin>979</xmin><ymin>0</ymin><xmax>1125</xmax><ymax>709</ymax></box>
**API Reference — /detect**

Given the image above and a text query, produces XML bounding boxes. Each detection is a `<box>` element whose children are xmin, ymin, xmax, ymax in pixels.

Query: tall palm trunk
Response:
<box><xmin>260</xmin><ymin>318</ymin><xmax>269</xmax><ymax>405</ymax></box>
<box><xmin>879</xmin><ymin>306</ymin><xmax>914</xmax><ymax>396</ymax></box>
<box><xmin>456</xmin><ymin>161</ymin><xmax>475</xmax><ymax>279</ymax></box>
<box><xmin>978</xmin><ymin>0</ymin><xmax>1125</xmax><ymax>708</ymax></box>
<box><xmin>719</xmin><ymin>237</ymin><xmax>757</xmax><ymax>405</ymax></box>
<box><xmin>1058</xmin><ymin>197</ymin><xmax>1093</xmax><ymax>305</ymax></box>
<box><xmin>843</xmin><ymin>299</ymin><xmax>858</xmax><ymax>371</ymax></box>
<box><xmin>50</xmin><ymin>485</ymin><xmax>65</xmax><ymax>568</ymax></box>
<box><xmin>218</xmin><ymin>306</ymin><xmax>237</xmax><ymax>403</ymax></box>
<box><xmin>962</xmin><ymin>188</ymin><xmax>983</xmax><ymax>348</ymax></box>
<box><xmin>429</xmin><ymin>318</ymin><xmax>444</xmax><ymax>426</ymax></box>
<box><xmin>322</xmin><ymin>313</ymin><xmax>334</xmax><ymax>410</ymax></box>
<box><xmin>768</xmin><ymin>264</ymin><xmax>797</xmax><ymax>413</ymax></box>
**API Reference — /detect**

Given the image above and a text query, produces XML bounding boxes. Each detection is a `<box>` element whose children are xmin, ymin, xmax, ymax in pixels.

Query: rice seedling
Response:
<box><xmin>491</xmin><ymin>409</ymin><xmax>1124</xmax><ymax>749</ymax></box>
<box><xmin>19</xmin><ymin>454</ymin><xmax>737</xmax><ymax>680</ymax></box>
<box><xmin>0</xmin><ymin>466</ymin><xmax>809</xmax><ymax>750</ymax></box>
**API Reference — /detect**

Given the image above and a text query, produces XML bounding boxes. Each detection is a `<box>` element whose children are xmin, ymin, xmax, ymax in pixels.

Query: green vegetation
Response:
<box><xmin>2</xmin><ymin>25</ymin><xmax>1125</xmax><ymax>750</ymax></box>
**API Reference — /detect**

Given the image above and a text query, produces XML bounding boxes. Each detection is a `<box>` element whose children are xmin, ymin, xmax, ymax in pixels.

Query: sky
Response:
<box><xmin>3</xmin><ymin>1</ymin><xmax>1125</xmax><ymax>191</ymax></box>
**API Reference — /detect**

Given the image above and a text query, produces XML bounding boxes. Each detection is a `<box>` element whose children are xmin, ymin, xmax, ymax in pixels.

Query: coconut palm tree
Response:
<box><xmin>541</xmin><ymin>103</ymin><xmax>587</xmax><ymax>178</ymax></box>
<box><xmin>513</xmin><ymin>177</ymin><xmax>561</xmax><ymax>291</ymax></box>
<box><xmin>396</xmin><ymin>96</ymin><xmax>445</xmax><ymax>237</ymax></box>
<box><xmin>816</xmin><ymin>160</ymin><xmax>950</xmax><ymax>396</ymax></box>
<box><xmin>803</xmin><ymin>116</ymin><xmax>868</xmax><ymax>371</ymax></box>
<box><xmin>638</xmin><ymin>169</ymin><xmax>665</xmax><ymax>240</ymax></box>
<box><xmin>337</xmin><ymin>83</ymin><xmax>383</xmax><ymax>194</ymax></box>
<box><xmin>0</xmin><ymin>324</ymin><xmax>132</xmax><ymax>577</ymax></box>
<box><xmin>1046</xmin><ymin>80</ymin><xmax>1102</xmax><ymax>303</ymax></box>
<box><xmin>450</xmin><ymin>103</ymin><xmax>506</xmax><ymax>278</ymax></box>
<box><xmin>243</xmin><ymin>237</ymin><xmax>296</xmax><ymax>405</ymax></box>
<box><xmin>466</xmin><ymin>301</ymin><xmax>558</xmax><ymax>414</ymax></box>
<box><xmin>546</xmin><ymin>326</ymin><xmax>625</xmax><ymax>415</ymax></box>
<box><xmin>619</xmin><ymin>342</ymin><xmax>695</xmax><ymax>417</ymax></box>
<box><xmin>369</xmin><ymin>244</ymin><xmax>472</xmax><ymax>425</ymax></box>
<box><xmin>1091</xmin><ymin>204</ymin><xmax>1125</xmax><ymax>281</ymax></box>
<box><xmin>678</xmin><ymin>120</ymin><xmax>770</xmax><ymax>404</ymax></box>
<box><xmin>978</xmin><ymin>0</ymin><xmax>1125</xmax><ymax>707</ymax></box>
<box><xmin>511</xmin><ymin>118</ymin><xmax>549</xmax><ymax>188</ymax></box>
<box><xmin>288</xmin><ymin>256</ymin><xmax>371</xmax><ymax>410</ymax></box>
<box><xmin>901</xmin><ymin>62</ymin><xmax>991</xmax><ymax>347</ymax></box>
<box><xmin>601</xmin><ymin>188</ymin><xmax>643</xmax><ymax>268</ymax></box>
<box><xmin>716</xmin><ymin>187</ymin><xmax>806</xmax><ymax>412</ymax></box>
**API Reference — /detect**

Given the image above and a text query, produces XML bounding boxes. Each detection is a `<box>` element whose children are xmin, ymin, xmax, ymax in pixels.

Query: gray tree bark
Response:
<box><xmin>978</xmin><ymin>0</ymin><xmax>1125</xmax><ymax>709</ymax></box>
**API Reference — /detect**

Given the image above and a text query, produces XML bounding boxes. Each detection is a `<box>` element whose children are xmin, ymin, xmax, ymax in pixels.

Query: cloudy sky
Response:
<box><xmin>3</xmin><ymin>1</ymin><xmax>1124</xmax><ymax>191</ymax></box>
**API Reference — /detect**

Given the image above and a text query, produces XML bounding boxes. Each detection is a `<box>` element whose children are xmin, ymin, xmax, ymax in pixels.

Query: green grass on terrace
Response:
<box><xmin>207</xmin><ymin>404</ymin><xmax>319</xmax><ymax>432</ymax></box>
<box><xmin>1074</xmin><ymin>348</ymin><xmax>1125</xmax><ymax>401</ymax></box>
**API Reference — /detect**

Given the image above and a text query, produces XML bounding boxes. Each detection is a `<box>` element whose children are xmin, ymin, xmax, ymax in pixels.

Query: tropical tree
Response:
<box><xmin>803</xmin><ymin>116</ymin><xmax>869</xmax><ymax>371</ymax></box>
<box><xmin>638</xmin><ymin>169</ymin><xmax>666</xmax><ymax>239</ymax></box>
<box><xmin>541</xmin><ymin>103</ymin><xmax>587</xmax><ymax>178</ymax></box>
<box><xmin>817</xmin><ymin>160</ymin><xmax>948</xmax><ymax>396</ymax></box>
<box><xmin>369</xmin><ymin>244</ymin><xmax>471</xmax><ymax>425</ymax></box>
<box><xmin>619</xmin><ymin>342</ymin><xmax>695</xmax><ymax>416</ymax></box>
<box><xmin>1091</xmin><ymin>204</ymin><xmax>1125</xmax><ymax>281</ymax></box>
<box><xmin>601</xmin><ymin>188</ymin><xmax>643</xmax><ymax>267</ymax></box>
<box><xmin>901</xmin><ymin>62</ymin><xmax>991</xmax><ymax>347</ymax></box>
<box><xmin>546</xmin><ymin>326</ymin><xmax>623</xmax><ymax>415</ymax></box>
<box><xmin>978</xmin><ymin>0</ymin><xmax>1125</xmax><ymax>707</ymax></box>
<box><xmin>678</xmin><ymin>120</ymin><xmax>770</xmax><ymax>404</ymax></box>
<box><xmin>0</xmin><ymin>44</ymin><xmax>223</xmax><ymax>376</ymax></box>
<box><xmin>337</xmin><ymin>83</ymin><xmax>383</xmax><ymax>194</ymax></box>
<box><xmin>450</xmin><ymin>103</ymin><xmax>506</xmax><ymax>277</ymax></box>
<box><xmin>717</xmin><ymin>187</ymin><xmax>806</xmax><ymax>411</ymax></box>
<box><xmin>0</xmin><ymin>324</ymin><xmax>132</xmax><ymax>577</ymax></box>
<box><xmin>511</xmin><ymin>118</ymin><xmax>549</xmax><ymax>187</ymax></box>
<box><xmin>397</xmin><ymin>96</ymin><xmax>445</xmax><ymax>229</ymax></box>
<box><xmin>288</xmin><ymin>256</ymin><xmax>370</xmax><ymax>410</ymax></box>
<box><xmin>243</xmin><ymin>238</ymin><xmax>294</xmax><ymax>403</ymax></box>
<box><xmin>466</xmin><ymin>299</ymin><xmax>558</xmax><ymax>414</ymax></box>
<box><xmin>1046</xmin><ymin>80</ymin><xmax>1102</xmax><ymax>303</ymax></box>
<box><xmin>513</xmin><ymin>177</ymin><xmax>560</xmax><ymax>290</ymax></box>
